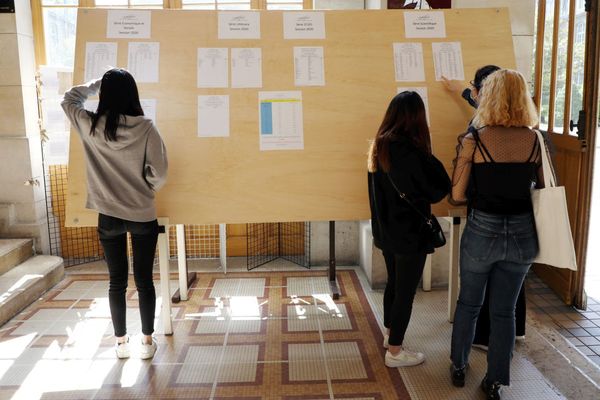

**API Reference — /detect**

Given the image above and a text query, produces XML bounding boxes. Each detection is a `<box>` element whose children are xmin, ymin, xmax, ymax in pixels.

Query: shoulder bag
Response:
<box><xmin>386</xmin><ymin>174</ymin><xmax>446</xmax><ymax>248</ymax></box>
<box><xmin>531</xmin><ymin>130</ymin><xmax>577</xmax><ymax>270</ymax></box>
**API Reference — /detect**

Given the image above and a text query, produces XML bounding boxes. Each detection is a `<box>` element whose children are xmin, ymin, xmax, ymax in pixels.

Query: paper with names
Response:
<box><xmin>84</xmin><ymin>99</ymin><xmax>157</xmax><ymax>124</ymax></box>
<box><xmin>259</xmin><ymin>91</ymin><xmax>303</xmax><ymax>151</ymax></box>
<box><xmin>198</xmin><ymin>48</ymin><xmax>229</xmax><ymax>88</ymax></box>
<box><xmin>128</xmin><ymin>42</ymin><xmax>159</xmax><ymax>83</ymax></box>
<box><xmin>84</xmin><ymin>42</ymin><xmax>117</xmax><ymax>82</ymax></box>
<box><xmin>432</xmin><ymin>42</ymin><xmax>465</xmax><ymax>81</ymax></box>
<box><xmin>404</xmin><ymin>11</ymin><xmax>446</xmax><ymax>38</ymax></box>
<box><xmin>198</xmin><ymin>95</ymin><xmax>229</xmax><ymax>138</ymax></box>
<box><xmin>393</xmin><ymin>43</ymin><xmax>425</xmax><ymax>82</ymax></box>
<box><xmin>397</xmin><ymin>87</ymin><xmax>430</xmax><ymax>126</ymax></box>
<box><xmin>294</xmin><ymin>47</ymin><xmax>325</xmax><ymax>86</ymax></box>
<box><xmin>140</xmin><ymin>99</ymin><xmax>157</xmax><ymax>123</ymax></box>
<box><xmin>107</xmin><ymin>10</ymin><xmax>151</xmax><ymax>39</ymax></box>
<box><xmin>283</xmin><ymin>12</ymin><xmax>325</xmax><ymax>39</ymax></box>
<box><xmin>218</xmin><ymin>12</ymin><xmax>260</xmax><ymax>39</ymax></box>
<box><xmin>231</xmin><ymin>48</ymin><xmax>262</xmax><ymax>88</ymax></box>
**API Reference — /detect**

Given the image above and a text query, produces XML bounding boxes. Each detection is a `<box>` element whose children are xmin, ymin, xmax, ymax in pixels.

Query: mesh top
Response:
<box><xmin>451</xmin><ymin>126</ymin><xmax>545</xmax><ymax>204</ymax></box>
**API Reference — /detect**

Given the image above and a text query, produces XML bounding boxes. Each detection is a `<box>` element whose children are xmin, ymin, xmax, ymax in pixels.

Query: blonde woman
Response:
<box><xmin>449</xmin><ymin>69</ymin><xmax>542</xmax><ymax>400</ymax></box>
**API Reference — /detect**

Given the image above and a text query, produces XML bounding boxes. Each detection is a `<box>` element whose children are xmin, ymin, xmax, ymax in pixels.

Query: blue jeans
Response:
<box><xmin>450</xmin><ymin>209</ymin><xmax>538</xmax><ymax>385</ymax></box>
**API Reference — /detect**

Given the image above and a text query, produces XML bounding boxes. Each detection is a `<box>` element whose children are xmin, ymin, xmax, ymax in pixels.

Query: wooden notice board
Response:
<box><xmin>66</xmin><ymin>8</ymin><xmax>515</xmax><ymax>227</ymax></box>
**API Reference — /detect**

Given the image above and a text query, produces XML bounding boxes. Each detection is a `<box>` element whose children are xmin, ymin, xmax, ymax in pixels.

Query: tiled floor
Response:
<box><xmin>527</xmin><ymin>274</ymin><xmax>600</xmax><ymax>367</ymax></box>
<box><xmin>0</xmin><ymin>260</ymin><xmax>598</xmax><ymax>399</ymax></box>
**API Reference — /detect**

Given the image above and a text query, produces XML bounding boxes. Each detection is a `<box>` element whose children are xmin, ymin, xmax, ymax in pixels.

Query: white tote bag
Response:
<box><xmin>531</xmin><ymin>130</ymin><xmax>577</xmax><ymax>271</ymax></box>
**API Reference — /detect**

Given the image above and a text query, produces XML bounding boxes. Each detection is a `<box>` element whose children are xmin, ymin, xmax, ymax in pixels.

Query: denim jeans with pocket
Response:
<box><xmin>98</xmin><ymin>213</ymin><xmax>159</xmax><ymax>337</ymax></box>
<box><xmin>450</xmin><ymin>209</ymin><xmax>538</xmax><ymax>385</ymax></box>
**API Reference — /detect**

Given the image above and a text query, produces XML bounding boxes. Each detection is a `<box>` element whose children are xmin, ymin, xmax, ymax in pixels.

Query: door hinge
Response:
<box><xmin>569</xmin><ymin>110</ymin><xmax>586</xmax><ymax>141</ymax></box>
<box><xmin>585</xmin><ymin>0</ymin><xmax>591</xmax><ymax>12</ymax></box>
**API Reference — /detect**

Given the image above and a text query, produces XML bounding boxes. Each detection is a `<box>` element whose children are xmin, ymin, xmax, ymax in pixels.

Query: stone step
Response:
<box><xmin>0</xmin><ymin>238</ymin><xmax>34</xmax><ymax>275</ymax></box>
<box><xmin>0</xmin><ymin>255</ymin><xmax>64</xmax><ymax>328</ymax></box>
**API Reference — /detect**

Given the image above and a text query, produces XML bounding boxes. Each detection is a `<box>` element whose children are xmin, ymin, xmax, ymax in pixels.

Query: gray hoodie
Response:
<box><xmin>61</xmin><ymin>79</ymin><xmax>168</xmax><ymax>222</ymax></box>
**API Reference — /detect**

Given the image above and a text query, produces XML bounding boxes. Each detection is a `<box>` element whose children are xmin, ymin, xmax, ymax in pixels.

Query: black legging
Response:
<box><xmin>383</xmin><ymin>251</ymin><xmax>427</xmax><ymax>346</ymax></box>
<box><xmin>98</xmin><ymin>214</ymin><xmax>159</xmax><ymax>337</ymax></box>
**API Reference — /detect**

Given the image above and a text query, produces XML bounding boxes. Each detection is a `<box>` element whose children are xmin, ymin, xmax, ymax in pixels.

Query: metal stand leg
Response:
<box><xmin>448</xmin><ymin>216</ymin><xmax>461</xmax><ymax>322</ymax></box>
<box><xmin>172</xmin><ymin>224</ymin><xmax>197</xmax><ymax>303</ymax></box>
<box><xmin>329</xmin><ymin>221</ymin><xmax>340</xmax><ymax>299</ymax></box>
<box><xmin>219</xmin><ymin>223</ymin><xmax>227</xmax><ymax>274</ymax></box>
<box><xmin>157</xmin><ymin>222</ymin><xmax>173</xmax><ymax>335</ymax></box>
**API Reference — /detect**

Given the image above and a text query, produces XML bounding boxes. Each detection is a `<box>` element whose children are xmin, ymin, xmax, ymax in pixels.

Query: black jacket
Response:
<box><xmin>368</xmin><ymin>137</ymin><xmax>451</xmax><ymax>254</ymax></box>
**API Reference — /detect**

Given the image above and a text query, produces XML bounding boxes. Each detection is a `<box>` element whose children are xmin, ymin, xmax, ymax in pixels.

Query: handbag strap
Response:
<box><xmin>533</xmin><ymin>130</ymin><xmax>557</xmax><ymax>188</ymax></box>
<box><xmin>386</xmin><ymin>173</ymin><xmax>433</xmax><ymax>226</ymax></box>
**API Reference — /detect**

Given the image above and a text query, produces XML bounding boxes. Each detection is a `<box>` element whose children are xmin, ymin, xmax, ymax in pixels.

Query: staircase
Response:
<box><xmin>0</xmin><ymin>239</ymin><xmax>64</xmax><ymax>327</ymax></box>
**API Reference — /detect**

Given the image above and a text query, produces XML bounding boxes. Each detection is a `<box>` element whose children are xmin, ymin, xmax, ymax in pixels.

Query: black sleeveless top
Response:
<box><xmin>467</xmin><ymin>130</ymin><xmax>540</xmax><ymax>215</ymax></box>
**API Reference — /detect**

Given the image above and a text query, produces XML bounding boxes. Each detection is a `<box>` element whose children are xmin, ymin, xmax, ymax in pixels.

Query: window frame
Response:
<box><xmin>533</xmin><ymin>0</ymin><xmax>580</xmax><ymax>136</ymax></box>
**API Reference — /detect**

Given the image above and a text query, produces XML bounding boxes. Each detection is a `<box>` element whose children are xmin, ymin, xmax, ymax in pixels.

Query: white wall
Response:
<box><xmin>0</xmin><ymin>0</ymin><xmax>49</xmax><ymax>253</ymax></box>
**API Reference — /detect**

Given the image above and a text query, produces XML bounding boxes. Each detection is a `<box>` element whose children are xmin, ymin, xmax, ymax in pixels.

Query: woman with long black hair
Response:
<box><xmin>62</xmin><ymin>68</ymin><xmax>168</xmax><ymax>360</ymax></box>
<box><xmin>368</xmin><ymin>91</ymin><xmax>451</xmax><ymax>368</ymax></box>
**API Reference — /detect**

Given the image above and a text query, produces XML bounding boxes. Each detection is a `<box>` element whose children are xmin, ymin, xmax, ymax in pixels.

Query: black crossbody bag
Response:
<box><xmin>386</xmin><ymin>174</ymin><xmax>446</xmax><ymax>248</ymax></box>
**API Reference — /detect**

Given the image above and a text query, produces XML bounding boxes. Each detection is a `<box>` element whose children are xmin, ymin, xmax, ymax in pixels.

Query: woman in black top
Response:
<box><xmin>449</xmin><ymin>69</ymin><xmax>542</xmax><ymax>400</ymax></box>
<box><xmin>368</xmin><ymin>91</ymin><xmax>451</xmax><ymax>368</ymax></box>
<box><xmin>445</xmin><ymin>65</ymin><xmax>528</xmax><ymax>349</ymax></box>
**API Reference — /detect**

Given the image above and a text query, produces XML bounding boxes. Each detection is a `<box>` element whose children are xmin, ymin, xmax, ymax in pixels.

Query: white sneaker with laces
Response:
<box><xmin>385</xmin><ymin>348</ymin><xmax>425</xmax><ymax>368</ymax></box>
<box><xmin>472</xmin><ymin>343</ymin><xmax>489</xmax><ymax>352</ymax></box>
<box><xmin>383</xmin><ymin>334</ymin><xmax>389</xmax><ymax>349</ymax></box>
<box><xmin>115</xmin><ymin>337</ymin><xmax>130</xmax><ymax>359</ymax></box>
<box><xmin>140</xmin><ymin>337</ymin><xmax>157</xmax><ymax>360</ymax></box>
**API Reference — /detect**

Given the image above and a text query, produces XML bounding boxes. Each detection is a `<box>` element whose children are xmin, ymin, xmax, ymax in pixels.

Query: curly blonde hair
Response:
<box><xmin>472</xmin><ymin>69</ymin><xmax>538</xmax><ymax>128</ymax></box>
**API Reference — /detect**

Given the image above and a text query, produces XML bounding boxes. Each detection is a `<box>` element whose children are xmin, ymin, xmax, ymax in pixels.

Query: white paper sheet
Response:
<box><xmin>218</xmin><ymin>12</ymin><xmax>260</xmax><ymax>39</ymax></box>
<box><xmin>84</xmin><ymin>99</ymin><xmax>98</xmax><ymax>113</ymax></box>
<box><xmin>198</xmin><ymin>95</ymin><xmax>230</xmax><ymax>138</ymax></box>
<box><xmin>404</xmin><ymin>11</ymin><xmax>446</xmax><ymax>38</ymax></box>
<box><xmin>294</xmin><ymin>47</ymin><xmax>325</xmax><ymax>86</ymax></box>
<box><xmin>197</xmin><ymin>48</ymin><xmax>229</xmax><ymax>88</ymax></box>
<box><xmin>140</xmin><ymin>99</ymin><xmax>157</xmax><ymax>123</ymax></box>
<box><xmin>283</xmin><ymin>12</ymin><xmax>326</xmax><ymax>39</ymax></box>
<box><xmin>128</xmin><ymin>42</ymin><xmax>160</xmax><ymax>83</ymax></box>
<box><xmin>397</xmin><ymin>86</ymin><xmax>430</xmax><ymax>126</ymax></box>
<box><xmin>84</xmin><ymin>42</ymin><xmax>117</xmax><ymax>82</ymax></box>
<box><xmin>259</xmin><ymin>91</ymin><xmax>303</xmax><ymax>151</ymax></box>
<box><xmin>432</xmin><ymin>42</ymin><xmax>465</xmax><ymax>81</ymax></box>
<box><xmin>85</xmin><ymin>98</ymin><xmax>156</xmax><ymax>123</ymax></box>
<box><xmin>107</xmin><ymin>10</ymin><xmax>151</xmax><ymax>39</ymax></box>
<box><xmin>393</xmin><ymin>43</ymin><xmax>425</xmax><ymax>82</ymax></box>
<box><xmin>231</xmin><ymin>48</ymin><xmax>262</xmax><ymax>88</ymax></box>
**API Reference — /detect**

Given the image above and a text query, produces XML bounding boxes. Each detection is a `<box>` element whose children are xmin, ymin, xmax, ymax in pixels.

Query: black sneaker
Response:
<box><xmin>450</xmin><ymin>364</ymin><xmax>466</xmax><ymax>387</ymax></box>
<box><xmin>481</xmin><ymin>375</ymin><xmax>502</xmax><ymax>400</ymax></box>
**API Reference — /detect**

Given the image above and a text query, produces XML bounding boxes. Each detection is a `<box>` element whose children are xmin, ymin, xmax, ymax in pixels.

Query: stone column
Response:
<box><xmin>0</xmin><ymin>0</ymin><xmax>50</xmax><ymax>253</ymax></box>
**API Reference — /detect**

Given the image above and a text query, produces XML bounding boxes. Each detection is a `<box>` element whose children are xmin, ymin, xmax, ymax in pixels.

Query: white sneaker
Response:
<box><xmin>383</xmin><ymin>334</ymin><xmax>389</xmax><ymax>349</ymax></box>
<box><xmin>515</xmin><ymin>335</ymin><xmax>526</xmax><ymax>341</ymax></box>
<box><xmin>140</xmin><ymin>337</ymin><xmax>157</xmax><ymax>360</ymax></box>
<box><xmin>385</xmin><ymin>348</ymin><xmax>425</xmax><ymax>367</ymax></box>
<box><xmin>115</xmin><ymin>337</ymin><xmax>130</xmax><ymax>359</ymax></box>
<box><xmin>472</xmin><ymin>343</ymin><xmax>489</xmax><ymax>352</ymax></box>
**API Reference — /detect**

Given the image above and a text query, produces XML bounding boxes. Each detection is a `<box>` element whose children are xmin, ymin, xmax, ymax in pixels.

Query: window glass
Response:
<box><xmin>42</xmin><ymin>0</ymin><xmax>78</xmax><ymax>5</ymax></box>
<box><xmin>182</xmin><ymin>1</ymin><xmax>251</xmax><ymax>10</ymax></box>
<box><xmin>539</xmin><ymin>0</ymin><xmax>555</xmax><ymax>132</ymax></box>
<box><xmin>43</xmin><ymin>7</ymin><xmax>77</xmax><ymax>68</ymax></box>
<box><xmin>570</xmin><ymin>8</ymin><xmax>586</xmax><ymax>136</ymax></box>
<box><xmin>266</xmin><ymin>0</ymin><xmax>303</xmax><ymax>10</ymax></box>
<box><xmin>552</xmin><ymin>0</ymin><xmax>569</xmax><ymax>133</ymax></box>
